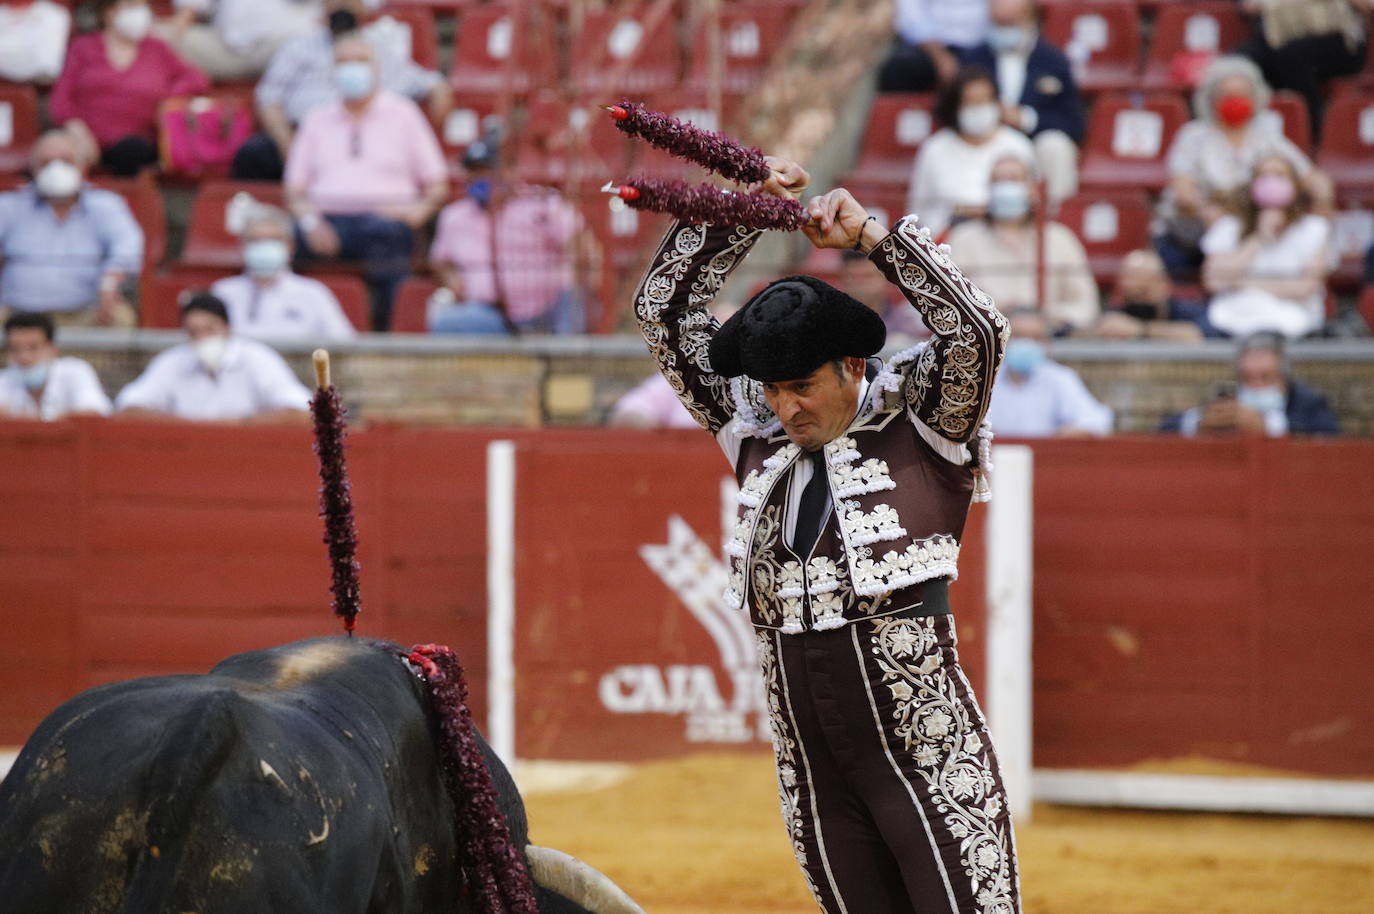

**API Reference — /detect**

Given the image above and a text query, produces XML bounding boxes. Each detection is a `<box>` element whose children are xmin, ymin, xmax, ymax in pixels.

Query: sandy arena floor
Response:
<box><xmin>521</xmin><ymin>753</ymin><xmax>1374</xmax><ymax>914</ymax></box>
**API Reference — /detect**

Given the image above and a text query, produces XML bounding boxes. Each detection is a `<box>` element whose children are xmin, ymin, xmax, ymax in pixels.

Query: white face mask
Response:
<box><xmin>112</xmin><ymin>3</ymin><xmax>152</xmax><ymax>41</ymax></box>
<box><xmin>35</xmin><ymin>160</ymin><xmax>83</xmax><ymax>199</ymax></box>
<box><xmin>19</xmin><ymin>360</ymin><xmax>51</xmax><ymax>392</ymax></box>
<box><xmin>958</xmin><ymin>102</ymin><xmax>1002</xmax><ymax>139</ymax></box>
<box><xmin>243</xmin><ymin>239</ymin><xmax>290</xmax><ymax>278</ymax></box>
<box><xmin>1238</xmin><ymin>385</ymin><xmax>1285</xmax><ymax>414</ymax></box>
<box><xmin>194</xmin><ymin>335</ymin><xmax>229</xmax><ymax>374</ymax></box>
<box><xmin>987</xmin><ymin>180</ymin><xmax>1032</xmax><ymax>222</ymax></box>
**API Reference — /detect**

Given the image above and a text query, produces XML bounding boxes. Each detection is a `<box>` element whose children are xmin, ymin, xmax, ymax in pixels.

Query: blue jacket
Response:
<box><xmin>963</xmin><ymin>37</ymin><xmax>1085</xmax><ymax>145</ymax></box>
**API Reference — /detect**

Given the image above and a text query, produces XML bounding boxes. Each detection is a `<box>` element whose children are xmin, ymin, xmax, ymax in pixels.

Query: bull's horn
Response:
<box><xmin>524</xmin><ymin>845</ymin><xmax>647</xmax><ymax>914</ymax></box>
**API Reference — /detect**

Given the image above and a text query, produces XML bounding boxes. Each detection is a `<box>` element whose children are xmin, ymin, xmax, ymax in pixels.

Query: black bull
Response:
<box><xmin>0</xmin><ymin>637</ymin><xmax>642</xmax><ymax>914</ymax></box>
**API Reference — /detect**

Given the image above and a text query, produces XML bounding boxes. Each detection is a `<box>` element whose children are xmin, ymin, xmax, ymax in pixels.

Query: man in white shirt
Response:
<box><xmin>116</xmin><ymin>293</ymin><xmax>312</xmax><ymax>423</ymax></box>
<box><xmin>211</xmin><ymin>204</ymin><xmax>358</xmax><ymax>342</ymax></box>
<box><xmin>986</xmin><ymin>308</ymin><xmax>1113</xmax><ymax>437</ymax></box>
<box><xmin>0</xmin><ymin>311</ymin><xmax>112</xmax><ymax>420</ymax></box>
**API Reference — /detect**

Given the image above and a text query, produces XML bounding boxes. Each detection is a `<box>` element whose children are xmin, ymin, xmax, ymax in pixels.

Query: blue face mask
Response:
<box><xmin>1004</xmin><ymin>339</ymin><xmax>1045</xmax><ymax>376</ymax></box>
<box><xmin>334</xmin><ymin>61</ymin><xmax>375</xmax><ymax>101</ymax></box>
<box><xmin>1237</xmin><ymin>385</ymin><xmax>1285</xmax><ymax>414</ymax></box>
<box><xmin>468</xmin><ymin>177</ymin><xmax>493</xmax><ymax>208</ymax></box>
<box><xmin>987</xmin><ymin>25</ymin><xmax>1028</xmax><ymax>53</ymax></box>
<box><xmin>19</xmin><ymin>360</ymin><xmax>50</xmax><ymax>392</ymax></box>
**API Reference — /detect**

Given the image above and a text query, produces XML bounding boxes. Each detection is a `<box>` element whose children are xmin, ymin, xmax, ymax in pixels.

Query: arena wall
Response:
<box><xmin>2</xmin><ymin>422</ymin><xmax>1371</xmax><ymax>779</ymax></box>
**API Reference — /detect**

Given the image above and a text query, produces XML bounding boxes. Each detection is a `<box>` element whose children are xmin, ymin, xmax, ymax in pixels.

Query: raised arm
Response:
<box><xmin>805</xmin><ymin>188</ymin><xmax>1008</xmax><ymax>444</ymax></box>
<box><xmin>632</xmin><ymin>157</ymin><xmax>809</xmax><ymax>435</ymax></box>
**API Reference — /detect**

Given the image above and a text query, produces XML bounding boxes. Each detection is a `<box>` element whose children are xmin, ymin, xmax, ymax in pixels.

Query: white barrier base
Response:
<box><xmin>1034</xmin><ymin>768</ymin><xmax>1374</xmax><ymax>818</ymax></box>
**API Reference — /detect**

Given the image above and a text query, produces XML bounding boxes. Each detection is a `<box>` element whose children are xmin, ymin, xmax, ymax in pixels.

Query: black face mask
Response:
<box><xmin>1122</xmin><ymin>300</ymin><xmax>1162</xmax><ymax>322</ymax></box>
<box><xmin>329</xmin><ymin>9</ymin><xmax>358</xmax><ymax>38</ymax></box>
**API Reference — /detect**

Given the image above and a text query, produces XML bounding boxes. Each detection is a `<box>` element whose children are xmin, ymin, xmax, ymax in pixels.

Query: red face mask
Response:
<box><xmin>1215</xmin><ymin>94</ymin><xmax>1255</xmax><ymax>128</ymax></box>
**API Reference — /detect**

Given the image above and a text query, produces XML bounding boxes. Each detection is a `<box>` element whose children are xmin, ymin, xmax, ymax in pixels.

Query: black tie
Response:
<box><xmin>791</xmin><ymin>449</ymin><xmax>832</xmax><ymax>557</ymax></box>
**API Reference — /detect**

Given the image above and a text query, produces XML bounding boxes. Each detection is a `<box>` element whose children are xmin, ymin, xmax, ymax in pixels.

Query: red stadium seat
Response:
<box><xmin>181</xmin><ymin>181</ymin><xmax>286</xmax><ymax>270</ymax></box>
<box><xmin>1041</xmin><ymin>2</ymin><xmax>1141</xmax><ymax>92</ymax></box>
<box><xmin>572</xmin><ymin>9</ymin><xmax>681</xmax><ymax>94</ymax></box>
<box><xmin>449</xmin><ymin>5</ymin><xmax>551</xmax><ymax>94</ymax></box>
<box><xmin>311</xmin><ymin>272</ymin><xmax>372</xmax><ymax>332</ymax></box>
<box><xmin>1141</xmin><ymin>3</ymin><xmax>1249</xmax><ymax>91</ymax></box>
<box><xmin>1078</xmin><ymin>91</ymin><xmax>1191</xmax><ymax>191</ymax></box>
<box><xmin>1360</xmin><ymin>285</ymin><xmax>1374</xmax><ymax>333</ymax></box>
<box><xmin>1054</xmin><ymin>190</ymin><xmax>1153</xmax><ymax>288</ymax></box>
<box><xmin>138</xmin><ymin>268</ymin><xmax>228</xmax><ymax>329</ymax></box>
<box><xmin>366</xmin><ymin>7</ymin><xmax>440</xmax><ymax>72</ymax></box>
<box><xmin>851</xmin><ymin>93</ymin><xmax>936</xmax><ymax>186</ymax></box>
<box><xmin>391</xmin><ymin>277</ymin><xmax>439</xmax><ymax>333</ymax></box>
<box><xmin>685</xmin><ymin>4</ymin><xmax>792</xmax><ymax>94</ymax></box>
<box><xmin>438</xmin><ymin>96</ymin><xmax>500</xmax><ymax>165</ymax></box>
<box><xmin>0</xmin><ymin>84</ymin><xmax>41</xmax><ymax>174</ymax></box>
<box><xmin>91</xmin><ymin>173</ymin><xmax>168</xmax><ymax>269</ymax></box>
<box><xmin>1266</xmin><ymin>90</ymin><xmax>1312</xmax><ymax>154</ymax></box>
<box><xmin>509</xmin><ymin>92</ymin><xmax>634</xmax><ymax>184</ymax></box>
<box><xmin>1316</xmin><ymin>94</ymin><xmax>1374</xmax><ymax>195</ymax></box>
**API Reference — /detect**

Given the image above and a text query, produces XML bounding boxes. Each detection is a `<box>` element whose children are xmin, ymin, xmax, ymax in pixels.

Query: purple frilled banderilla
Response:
<box><xmin>309</xmin><ymin>349</ymin><xmax>361</xmax><ymax>634</ymax></box>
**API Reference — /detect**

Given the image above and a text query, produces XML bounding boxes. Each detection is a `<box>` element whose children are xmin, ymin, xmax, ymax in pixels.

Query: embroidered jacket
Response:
<box><xmin>633</xmin><ymin>216</ymin><xmax>1007</xmax><ymax>633</ymax></box>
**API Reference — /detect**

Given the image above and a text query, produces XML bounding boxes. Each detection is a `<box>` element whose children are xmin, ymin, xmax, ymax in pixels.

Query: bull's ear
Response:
<box><xmin>523</xmin><ymin>845</ymin><xmax>647</xmax><ymax>914</ymax></box>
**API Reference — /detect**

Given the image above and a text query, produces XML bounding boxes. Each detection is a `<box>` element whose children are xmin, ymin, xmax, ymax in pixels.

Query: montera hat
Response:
<box><xmin>708</xmin><ymin>275</ymin><xmax>886</xmax><ymax>382</ymax></box>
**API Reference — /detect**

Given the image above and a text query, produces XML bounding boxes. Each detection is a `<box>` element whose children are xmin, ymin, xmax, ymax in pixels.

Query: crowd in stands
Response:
<box><xmin>0</xmin><ymin>0</ymin><xmax>1368</xmax><ymax>437</ymax></box>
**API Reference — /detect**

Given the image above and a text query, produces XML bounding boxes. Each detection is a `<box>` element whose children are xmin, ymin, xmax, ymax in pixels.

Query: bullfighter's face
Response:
<box><xmin>762</xmin><ymin>356</ymin><xmax>865</xmax><ymax>452</ymax></box>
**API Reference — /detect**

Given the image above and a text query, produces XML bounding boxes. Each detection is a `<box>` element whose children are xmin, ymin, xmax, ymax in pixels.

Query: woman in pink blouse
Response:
<box><xmin>50</xmin><ymin>0</ymin><xmax>209</xmax><ymax>175</ymax></box>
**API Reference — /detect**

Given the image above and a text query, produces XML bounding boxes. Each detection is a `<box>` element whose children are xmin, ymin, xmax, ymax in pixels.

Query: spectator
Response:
<box><xmin>285</xmin><ymin>35</ymin><xmax>448</xmax><ymax>331</ymax></box>
<box><xmin>0</xmin><ymin>311</ymin><xmax>112</xmax><ymax>420</ymax></box>
<box><xmin>157</xmin><ymin>0</ymin><xmax>325</xmax><ymax>82</ymax></box>
<box><xmin>1086</xmin><ymin>249</ymin><xmax>1221</xmax><ymax>341</ymax></box>
<box><xmin>1156</xmin><ymin>55</ymin><xmax>1330</xmax><ymax>281</ymax></box>
<box><xmin>233</xmin><ymin>0</ymin><xmax>452</xmax><ymax>181</ymax></box>
<box><xmin>428</xmin><ymin>137</ymin><xmax>585</xmax><ymax>334</ymax></box>
<box><xmin>0</xmin><ymin>0</ymin><xmax>71</xmax><ymax>84</ymax></box>
<box><xmin>116</xmin><ymin>293</ymin><xmax>311</xmax><ymax>423</ymax></box>
<box><xmin>907</xmin><ymin>66</ymin><xmax>1035</xmax><ymax>238</ymax></box>
<box><xmin>1164</xmin><ymin>331</ymin><xmax>1339</xmax><ymax>436</ymax></box>
<box><xmin>0</xmin><ymin>130</ymin><xmax>142</xmax><ymax>327</ymax></box>
<box><xmin>877</xmin><ymin>0</ymin><xmax>989</xmax><ymax>92</ymax></box>
<box><xmin>946</xmin><ymin>155</ymin><xmax>1099</xmax><ymax>332</ymax></box>
<box><xmin>962</xmin><ymin>0</ymin><xmax>1084</xmax><ymax>204</ymax></box>
<box><xmin>209</xmin><ymin>204</ymin><xmax>357</xmax><ymax>343</ymax></box>
<box><xmin>610</xmin><ymin>374</ymin><xmax>699</xmax><ymax>429</ymax></box>
<box><xmin>1201</xmin><ymin>154</ymin><xmax>1333</xmax><ymax>339</ymax></box>
<box><xmin>985</xmin><ymin>308</ymin><xmax>1113</xmax><ymax>437</ymax></box>
<box><xmin>1237</xmin><ymin>0</ymin><xmax>1371</xmax><ymax>141</ymax></box>
<box><xmin>49</xmin><ymin>0</ymin><xmax>210</xmax><ymax>176</ymax></box>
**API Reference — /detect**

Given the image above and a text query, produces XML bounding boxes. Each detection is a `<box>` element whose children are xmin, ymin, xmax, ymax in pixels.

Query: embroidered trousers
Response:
<box><xmin>756</xmin><ymin>613</ymin><xmax>1020</xmax><ymax>914</ymax></box>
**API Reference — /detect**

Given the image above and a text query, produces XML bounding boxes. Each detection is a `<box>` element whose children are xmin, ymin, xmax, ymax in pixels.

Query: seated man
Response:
<box><xmin>1164</xmin><ymin>331</ymin><xmax>1339</xmax><ymax>437</ymax></box>
<box><xmin>877</xmin><ymin>0</ymin><xmax>988</xmax><ymax>92</ymax></box>
<box><xmin>116</xmin><ymin>293</ymin><xmax>312</xmax><ymax>423</ymax></box>
<box><xmin>986</xmin><ymin>308</ymin><xmax>1113</xmax><ymax>437</ymax></box>
<box><xmin>210</xmin><ymin>204</ymin><xmax>358</xmax><ymax>342</ymax></box>
<box><xmin>233</xmin><ymin>0</ymin><xmax>451</xmax><ymax>181</ymax></box>
<box><xmin>285</xmin><ymin>34</ymin><xmax>448</xmax><ymax>331</ymax></box>
<box><xmin>428</xmin><ymin>137</ymin><xmax>584</xmax><ymax>334</ymax></box>
<box><xmin>1086</xmin><ymin>249</ymin><xmax>1221</xmax><ymax>341</ymax></box>
<box><xmin>962</xmin><ymin>0</ymin><xmax>1084</xmax><ymax>203</ymax></box>
<box><xmin>0</xmin><ymin>129</ymin><xmax>142</xmax><ymax>327</ymax></box>
<box><xmin>0</xmin><ymin>311</ymin><xmax>112</xmax><ymax>420</ymax></box>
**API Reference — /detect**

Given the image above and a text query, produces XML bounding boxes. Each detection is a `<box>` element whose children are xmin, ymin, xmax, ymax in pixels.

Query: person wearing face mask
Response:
<box><xmin>116</xmin><ymin>293</ymin><xmax>312</xmax><ymax>423</ymax></box>
<box><xmin>1201</xmin><ymin>154</ymin><xmax>1334</xmax><ymax>339</ymax></box>
<box><xmin>0</xmin><ymin>312</ymin><xmax>112</xmax><ymax>421</ymax></box>
<box><xmin>232</xmin><ymin>0</ymin><xmax>450</xmax><ymax>182</ymax></box>
<box><xmin>907</xmin><ymin>66</ymin><xmax>1035</xmax><ymax>238</ymax></box>
<box><xmin>947</xmin><ymin>155</ymin><xmax>1099</xmax><ymax>331</ymax></box>
<box><xmin>285</xmin><ymin>34</ymin><xmax>448</xmax><ymax>331</ymax></box>
<box><xmin>1157</xmin><ymin>55</ymin><xmax>1332</xmax><ymax>281</ymax></box>
<box><xmin>985</xmin><ymin>309</ymin><xmax>1113</xmax><ymax>438</ymax></box>
<box><xmin>427</xmin><ymin>134</ymin><xmax>587</xmax><ymax>335</ymax></box>
<box><xmin>962</xmin><ymin>0</ymin><xmax>1084</xmax><ymax>205</ymax></box>
<box><xmin>0</xmin><ymin>130</ymin><xmax>142</xmax><ymax>327</ymax></box>
<box><xmin>1087</xmin><ymin>249</ymin><xmax>1222</xmax><ymax>341</ymax></box>
<box><xmin>1166</xmin><ymin>331</ymin><xmax>1339</xmax><ymax>437</ymax></box>
<box><xmin>49</xmin><ymin>0</ymin><xmax>209</xmax><ymax>176</ymax></box>
<box><xmin>207</xmin><ymin>204</ymin><xmax>357</xmax><ymax>342</ymax></box>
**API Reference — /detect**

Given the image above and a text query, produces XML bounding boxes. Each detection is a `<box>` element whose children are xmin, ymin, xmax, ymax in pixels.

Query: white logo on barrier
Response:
<box><xmin>599</xmin><ymin>479</ymin><xmax>769</xmax><ymax>744</ymax></box>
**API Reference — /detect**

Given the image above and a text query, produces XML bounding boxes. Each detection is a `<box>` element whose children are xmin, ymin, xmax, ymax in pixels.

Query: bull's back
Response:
<box><xmin>0</xmin><ymin>638</ymin><xmax>461</xmax><ymax>914</ymax></box>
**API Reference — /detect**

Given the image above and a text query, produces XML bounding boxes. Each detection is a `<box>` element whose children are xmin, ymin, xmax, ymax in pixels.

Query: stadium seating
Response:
<box><xmin>572</xmin><ymin>8</ymin><xmax>681</xmax><ymax>95</ymax></box>
<box><xmin>1316</xmin><ymin>94</ymin><xmax>1374</xmax><ymax>195</ymax></box>
<box><xmin>449</xmin><ymin>4</ymin><xmax>549</xmax><ymax>94</ymax></box>
<box><xmin>1041</xmin><ymin>1</ymin><xmax>1141</xmax><ymax>92</ymax></box>
<box><xmin>367</xmin><ymin>7</ymin><xmax>440</xmax><ymax>73</ymax></box>
<box><xmin>1054</xmin><ymin>190</ymin><xmax>1153</xmax><ymax>288</ymax></box>
<box><xmin>140</xmin><ymin>269</ymin><xmax>371</xmax><ymax>331</ymax></box>
<box><xmin>685</xmin><ymin>3</ymin><xmax>792</xmax><ymax>94</ymax></box>
<box><xmin>181</xmin><ymin>181</ymin><xmax>286</xmax><ymax>270</ymax></box>
<box><xmin>391</xmin><ymin>277</ymin><xmax>439</xmax><ymax>333</ymax></box>
<box><xmin>1078</xmin><ymin>91</ymin><xmax>1190</xmax><ymax>190</ymax></box>
<box><xmin>850</xmin><ymin>93</ymin><xmax>936</xmax><ymax>187</ymax></box>
<box><xmin>1266</xmin><ymin>90</ymin><xmax>1312</xmax><ymax>154</ymax></box>
<box><xmin>0</xmin><ymin>84</ymin><xmax>41</xmax><ymax>174</ymax></box>
<box><xmin>1141</xmin><ymin>3</ymin><xmax>1248</xmax><ymax>91</ymax></box>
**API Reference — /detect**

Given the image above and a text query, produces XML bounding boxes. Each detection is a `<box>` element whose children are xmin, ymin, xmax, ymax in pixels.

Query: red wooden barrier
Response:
<box><xmin>1</xmin><ymin>423</ymin><xmax>1371</xmax><ymax>778</ymax></box>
